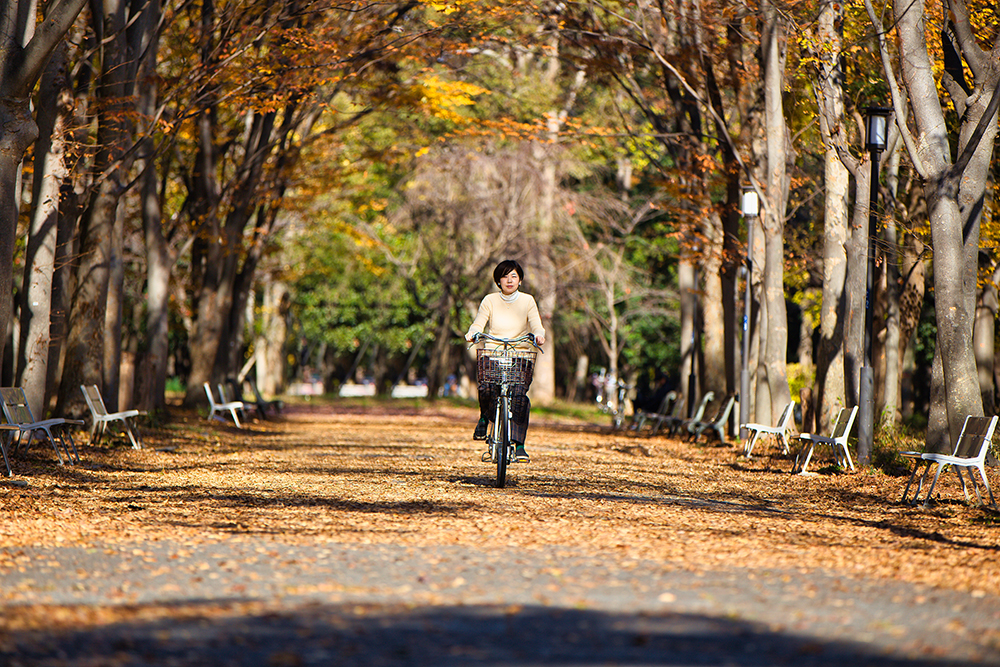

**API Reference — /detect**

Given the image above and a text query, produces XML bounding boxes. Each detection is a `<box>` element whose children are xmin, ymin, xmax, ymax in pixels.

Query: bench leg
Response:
<box><xmin>0</xmin><ymin>431</ymin><xmax>11</xmax><ymax>477</ymax></box>
<box><xmin>34</xmin><ymin>429</ymin><xmax>64</xmax><ymax>465</ymax></box>
<box><xmin>838</xmin><ymin>443</ymin><xmax>855</xmax><ymax>471</ymax></box>
<box><xmin>901</xmin><ymin>460</ymin><xmax>926</xmax><ymax>503</ymax></box>
<box><xmin>975</xmin><ymin>464</ymin><xmax>997</xmax><ymax>507</ymax></box>
<box><xmin>124</xmin><ymin>419</ymin><xmax>142</xmax><ymax>449</ymax></box>
<box><xmin>922</xmin><ymin>463</ymin><xmax>950</xmax><ymax>508</ymax></box>
<box><xmin>794</xmin><ymin>441</ymin><xmax>816</xmax><ymax>474</ymax></box>
<box><xmin>50</xmin><ymin>427</ymin><xmax>80</xmax><ymax>464</ymax></box>
<box><xmin>953</xmin><ymin>467</ymin><xmax>975</xmax><ymax>504</ymax></box>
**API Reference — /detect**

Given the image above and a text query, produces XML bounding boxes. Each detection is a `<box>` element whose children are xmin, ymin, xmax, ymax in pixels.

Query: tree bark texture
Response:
<box><xmin>137</xmin><ymin>0</ymin><xmax>168</xmax><ymax>412</ymax></box>
<box><xmin>701</xmin><ymin>210</ymin><xmax>727</xmax><ymax>398</ymax></box>
<box><xmin>679</xmin><ymin>259</ymin><xmax>698</xmax><ymax>411</ymax></box>
<box><xmin>58</xmin><ymin>0</ymin><xmax>139</xmax><ymax>418</ymax></box>
<box><xmin>817</xmin><ymin>141</ymin><xmax>849</xmax><ymax>433</ymax></box>
<box><xmin>0</xmin><ymin>0</ymin><xmax>90</xmax><ymax>373</ymax></box>
<box><xmin>758</xmin><ymin>0</ymin><xmax>792</xmax><ymax>425</ymax></box>
<box><xmin>974</xmin><ymin>268</ymin><xmax>997</xmax><ymax>414</ymax></box>
<box><xmin>18</xmin><ymin>41</ymin><xmax>71</xmax><ymax>417</ymax></box>
<box><xmin>258</xmin><ymin>280</ymin><xmax>290</xmax><ymax>397</ymax></box>
<box><xmin>876</xmin><ymin>144</ymin><xmax>903</xmax><ymax>426</ymax></box>
<box><xmin>816</xmin><ymin>126</ymin><xmax>849</xmax><ymax>433</ymax></box>
<box><xmin>889</xmin><ymin>0</ymin><xmax>998</xmax><ymax>448</ymax></box>
<box><xmin>843</xmin><ymin>160</ymin><xmax>870</xmax><ymax>409</ymax></box>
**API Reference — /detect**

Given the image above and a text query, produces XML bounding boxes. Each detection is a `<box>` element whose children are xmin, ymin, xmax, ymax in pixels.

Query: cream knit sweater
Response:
<box><xmin>466</xmin><ymin>291</ymin><xmax>545</xmax><ymax>343</ymax></box>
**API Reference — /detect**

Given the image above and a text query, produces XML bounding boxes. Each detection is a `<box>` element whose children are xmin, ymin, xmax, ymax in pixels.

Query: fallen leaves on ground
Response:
<box><xmin>2</xmin><ymin>399</ymin><xmax>999</xmax><ymax>610</ymax></box>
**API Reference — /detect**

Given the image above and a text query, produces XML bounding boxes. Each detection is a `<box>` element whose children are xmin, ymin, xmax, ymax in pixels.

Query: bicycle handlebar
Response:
<box><xmin>469</xmin><ymin>332</ymin><xmax>544</xmax><ymax>353</ymax></box>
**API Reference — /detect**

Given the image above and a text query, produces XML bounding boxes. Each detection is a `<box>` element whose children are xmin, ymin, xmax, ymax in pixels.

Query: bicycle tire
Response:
<box><xmin>495</xmin><ymin>397</ymin><xmax>508</xmax><ymax>488</ymax></box>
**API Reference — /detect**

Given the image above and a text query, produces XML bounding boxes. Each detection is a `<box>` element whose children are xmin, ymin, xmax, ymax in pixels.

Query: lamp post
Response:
<box><xmin>739</xmin><ymin>186</ymin><xmax>759</xmax><ymax>441</ymax></box>
<box><xmin>858</xmin><ymin>106</ymin><xmax>891</xmax><ymax>464</ymax></box>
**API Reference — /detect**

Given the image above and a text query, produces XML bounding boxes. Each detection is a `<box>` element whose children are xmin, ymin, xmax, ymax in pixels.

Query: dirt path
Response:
<box><xmin>2</xmin><ymin>403</ymin><xmax>999</xmax><ymax>665</ymax></box>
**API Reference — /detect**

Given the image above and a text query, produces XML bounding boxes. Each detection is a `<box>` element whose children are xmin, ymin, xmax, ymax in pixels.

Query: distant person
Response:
<box><xmin>464</xmin><ymin>260</ymin><xmax>546</xmax><ymax>462</ymax></box>
<box><xmin>633</xmin><ymin>372</ymin><xmax>672</xmax><ymax>414</ymax></box>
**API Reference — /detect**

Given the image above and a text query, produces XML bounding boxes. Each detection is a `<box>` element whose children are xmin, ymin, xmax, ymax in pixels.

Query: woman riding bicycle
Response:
<box><xmin>465</xmin><ymin>260</ymin><xmax>546</xmax><ymax>462</ymax></box>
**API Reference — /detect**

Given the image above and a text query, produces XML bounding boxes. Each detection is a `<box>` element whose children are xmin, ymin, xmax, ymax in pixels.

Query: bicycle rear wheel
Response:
<box><xmin>495</xmin><ymin>397</ymin><xmax>508</xmax><ymax>488</ymax></box>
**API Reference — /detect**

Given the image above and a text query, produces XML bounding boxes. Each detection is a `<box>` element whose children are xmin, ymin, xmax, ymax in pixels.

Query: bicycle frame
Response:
<box><xmin>471</xmin><ymin>332</ymin><xmax>542</xmax><ymax>488</ymax></box>
<box><xmin>489</xmin><ymin>380</ymin><xmax>513</xmax><ymax>487</ymax></box>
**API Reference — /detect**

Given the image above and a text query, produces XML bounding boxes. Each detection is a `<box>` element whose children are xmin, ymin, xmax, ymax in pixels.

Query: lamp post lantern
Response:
<box><xmin>739</xmin><ymin>186</ymin><xmax>759</xmax><ymax>441</ymax></box>
<box><xmin>858</xmin><ymin>106</ymin><xmax>891</xmax><ymax>464</ymax></box>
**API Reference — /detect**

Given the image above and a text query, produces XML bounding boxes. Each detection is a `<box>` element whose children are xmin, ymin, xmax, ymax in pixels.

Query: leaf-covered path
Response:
<box><xmin>2</xmin><ymin>403</ymin><xmax>999</xmax><ymax>665</ymax></box>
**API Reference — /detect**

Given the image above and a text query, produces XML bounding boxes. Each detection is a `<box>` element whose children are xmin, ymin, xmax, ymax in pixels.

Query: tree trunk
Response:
<box><xmin>18</xmin><ymin>42</ymin><xmax>71</xmax><ymax>417</ymax></box>
<box><xmin>974</xmin><ymin>268</ymin><xmax>997</xmax><ymax>414</ymax></box>
<box><xmin>425</xmin><ymin>297</ymin><xmax>456</xmax><ymax>400</ymax></box>
<box><xmin>258</xmin><ymin>280</ymin><xmax>290</xmax><ymax>397</ymax></box>
<box><xmin>0</xmin><ymin>102</ymin><xmax>41</xmax><ymax>388</ymax></box>
<box><xmin>898</xmin><ymin>231</ymin><xmax>926</xmax><ymax>402</ymax></box>
<box><xmin>679</xmin><ymin>259</ymin><xmax>698</xmax><ymax>411</ymax></box>
<box><xmin>187</xmin><ymin>108</ymin><xmax>276</xmax><ymax>403</ymax></box>
<box><xmin>721</xmin><ymin>174</ymin><xmax>740</xmax><ymax>437</ymax></box>
<box><xmin>103</xmin><ymin>205</ymin><xmax>125</xmax><ymax>411</ymax></box>
<box><xmin>701</xmin><ymin>210</ymin><xmax>727</xmax><ymax>396</ymax></box>
<box><xmin>46</xmin><ymin>168</ymin><xmax>80</xmax><ymax>412</ymax></box>
<box><xmin>758</xmin><ymin>0</ymin><xmax>791</xmax><ymax>425</ymax></box>
<box><xmin>814</xmin><ymin>0</ymin><xmax>849</xmax><ymax>434</ymax></box>
<box><xmin>57</xmin><ymin>0</ymin><xmax>144</xmax><ymax>418</ymax></box>
<box><xmin>877</xmin><ymin>144</ymin><xmax>903</xmax><ymax>426</ymax></box>
<box><xmin>0</xmin><ymin>0</ymin><xmax>89</xmax><ymax>376</ymax></box>
<box><xmin>751</xmin><ymin>213</ymin><xmax>767</xmax><ymax>425</ymax></box>
<box><xmin>184</xmin><ymin>104</ymin><xmax>224</xmax><ymax>405</ymax></box>
<box><xmin>531</xmin><ymin>107</ymin><xmax>559</xmax><ymax>406</ymax></box>
<box><xmin>817</xmin><ymin>151</ymin><xmax>850</xmax><ymax>432</ymax></box>
<box><xmin>928</xmin><ymin>191</ymin><xmax>984</xmax><ymax>440</ymax></box>
<box><xmin>528</xmin><ymin>41</ymin><xmax>585</xmax><ymax>407</ymax></box>
<box><xmin>135</xmin><ymin>0</ymin><xmax>167</xmax><ymax>411</ymax></box>
<box><xmin>140</xmin><ymin>150</ymin><xmax>171</xmax><ymax>412</ymax></box>
<box><xmin>887</xmin><ymin>0</ymin><xmax>999</xmax><ymax>447</ymax></box>
<box><xmin>844</xmin><ymin>160</ymin><xmax>871</xmax><ymax>409</ymax></box>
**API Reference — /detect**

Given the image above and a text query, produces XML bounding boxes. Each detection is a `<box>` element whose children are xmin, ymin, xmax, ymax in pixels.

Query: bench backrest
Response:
<box><xmin>952</xmin><ymin>415</ymin><xmax>998</xmax><ymax>460</ymax></box>
<box><xmin>690</xmin><ymin>391</ymin><xmax>715</xmax><ymax>422</ymax></box>
<box><xmin>203</xmin><ymin>382</ymin><xmax>218</xmax><ymax>408</ymax></box>
<box><xmin>711</xmin><ymin>394</ymin><xmax>736</xmax><ymax>424</ymax></box>
<box><xmin>81</xmin><ymin>385</ymin><xmax>109</xmax><ymax>418</ymax></box>
<box><xmin>0</xmin><ymin>387</ymin><xmax>36</xmax><ymax>426</ymax></box>
<box><xmin>830</xmin><ymin>406</ymin><xmax>858</xmax><ymax>441</ymax></box>
<box><xmin>776</xmin><ymin>401</ymin><xmax>795</xmax><ymax>430</ymax></box>
<box><xmin>670</xmin><ymin>394</ymin><xmax>686</xmax><ymax>418</ymax></box>
<box><xmin>656</xmin><ymin>390</ymin><xmax>677</xmax><ymax>415</ymax></box>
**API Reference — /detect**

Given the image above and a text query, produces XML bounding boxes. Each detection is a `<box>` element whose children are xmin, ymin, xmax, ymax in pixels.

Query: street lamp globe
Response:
<box><xmin>741</xmin><ymin>187</ymin><xmax>759</xmax><ymax>217</ymax></box>
<box><xmin>864</xmin><ymin>107</ymin><xmax>892</xmax><ymax>152</ymax></box>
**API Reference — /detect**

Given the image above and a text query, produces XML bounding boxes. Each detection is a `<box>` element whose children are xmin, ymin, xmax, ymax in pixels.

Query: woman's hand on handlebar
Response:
<box><xmin>467</xmin><ymin>331</ymin><xmax>542</xmax><ymax>351</ymax></box>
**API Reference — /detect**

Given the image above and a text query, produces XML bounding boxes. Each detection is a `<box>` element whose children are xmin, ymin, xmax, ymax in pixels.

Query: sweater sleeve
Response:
<box><xmin>526</xmin><ymin>295</ymin><xmax>545</xmax><ymax>339</ymax></box>
<box><xmin>466</xmin><ymin>296</ymin><xmax>492</xmax><ymax>337</ymax></box>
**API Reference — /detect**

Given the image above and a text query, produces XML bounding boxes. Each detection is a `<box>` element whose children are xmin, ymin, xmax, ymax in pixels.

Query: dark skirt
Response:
<box><xmin>477</xmin><ymin>356</ymin><xmax>534</xmax><ymax>445</ymax></box>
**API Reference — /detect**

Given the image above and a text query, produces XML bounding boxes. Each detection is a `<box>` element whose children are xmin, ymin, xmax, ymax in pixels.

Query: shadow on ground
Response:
<box><xmin>2</xmin><ymin>600</ymin><xmax>980</xmax><ymax>667</ymax></box>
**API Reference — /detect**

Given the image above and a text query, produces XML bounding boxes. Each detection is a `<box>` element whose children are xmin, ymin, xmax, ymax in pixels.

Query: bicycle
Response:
<box><xmin>592</xmin><ymin>368</ymin><xmax>632</xmax><ymax>431</ymax></box>
<box><xmin>471</xmin><ymin>332</ymin><xmax>543</xmax><ymax>488</ymax></box>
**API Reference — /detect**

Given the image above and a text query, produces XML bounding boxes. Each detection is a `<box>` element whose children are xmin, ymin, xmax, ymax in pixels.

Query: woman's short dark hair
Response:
<box><xmin>494</xmin><ymin>260</ymin><xmax>524</xmax><ymax>287</ymax></box>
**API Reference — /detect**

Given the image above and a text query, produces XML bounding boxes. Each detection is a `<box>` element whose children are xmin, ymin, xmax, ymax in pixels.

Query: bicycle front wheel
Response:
<box><xmin>495</xmin><ymin>397</ymin><xmax>509</xmax><ymax>489</ymax></box>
